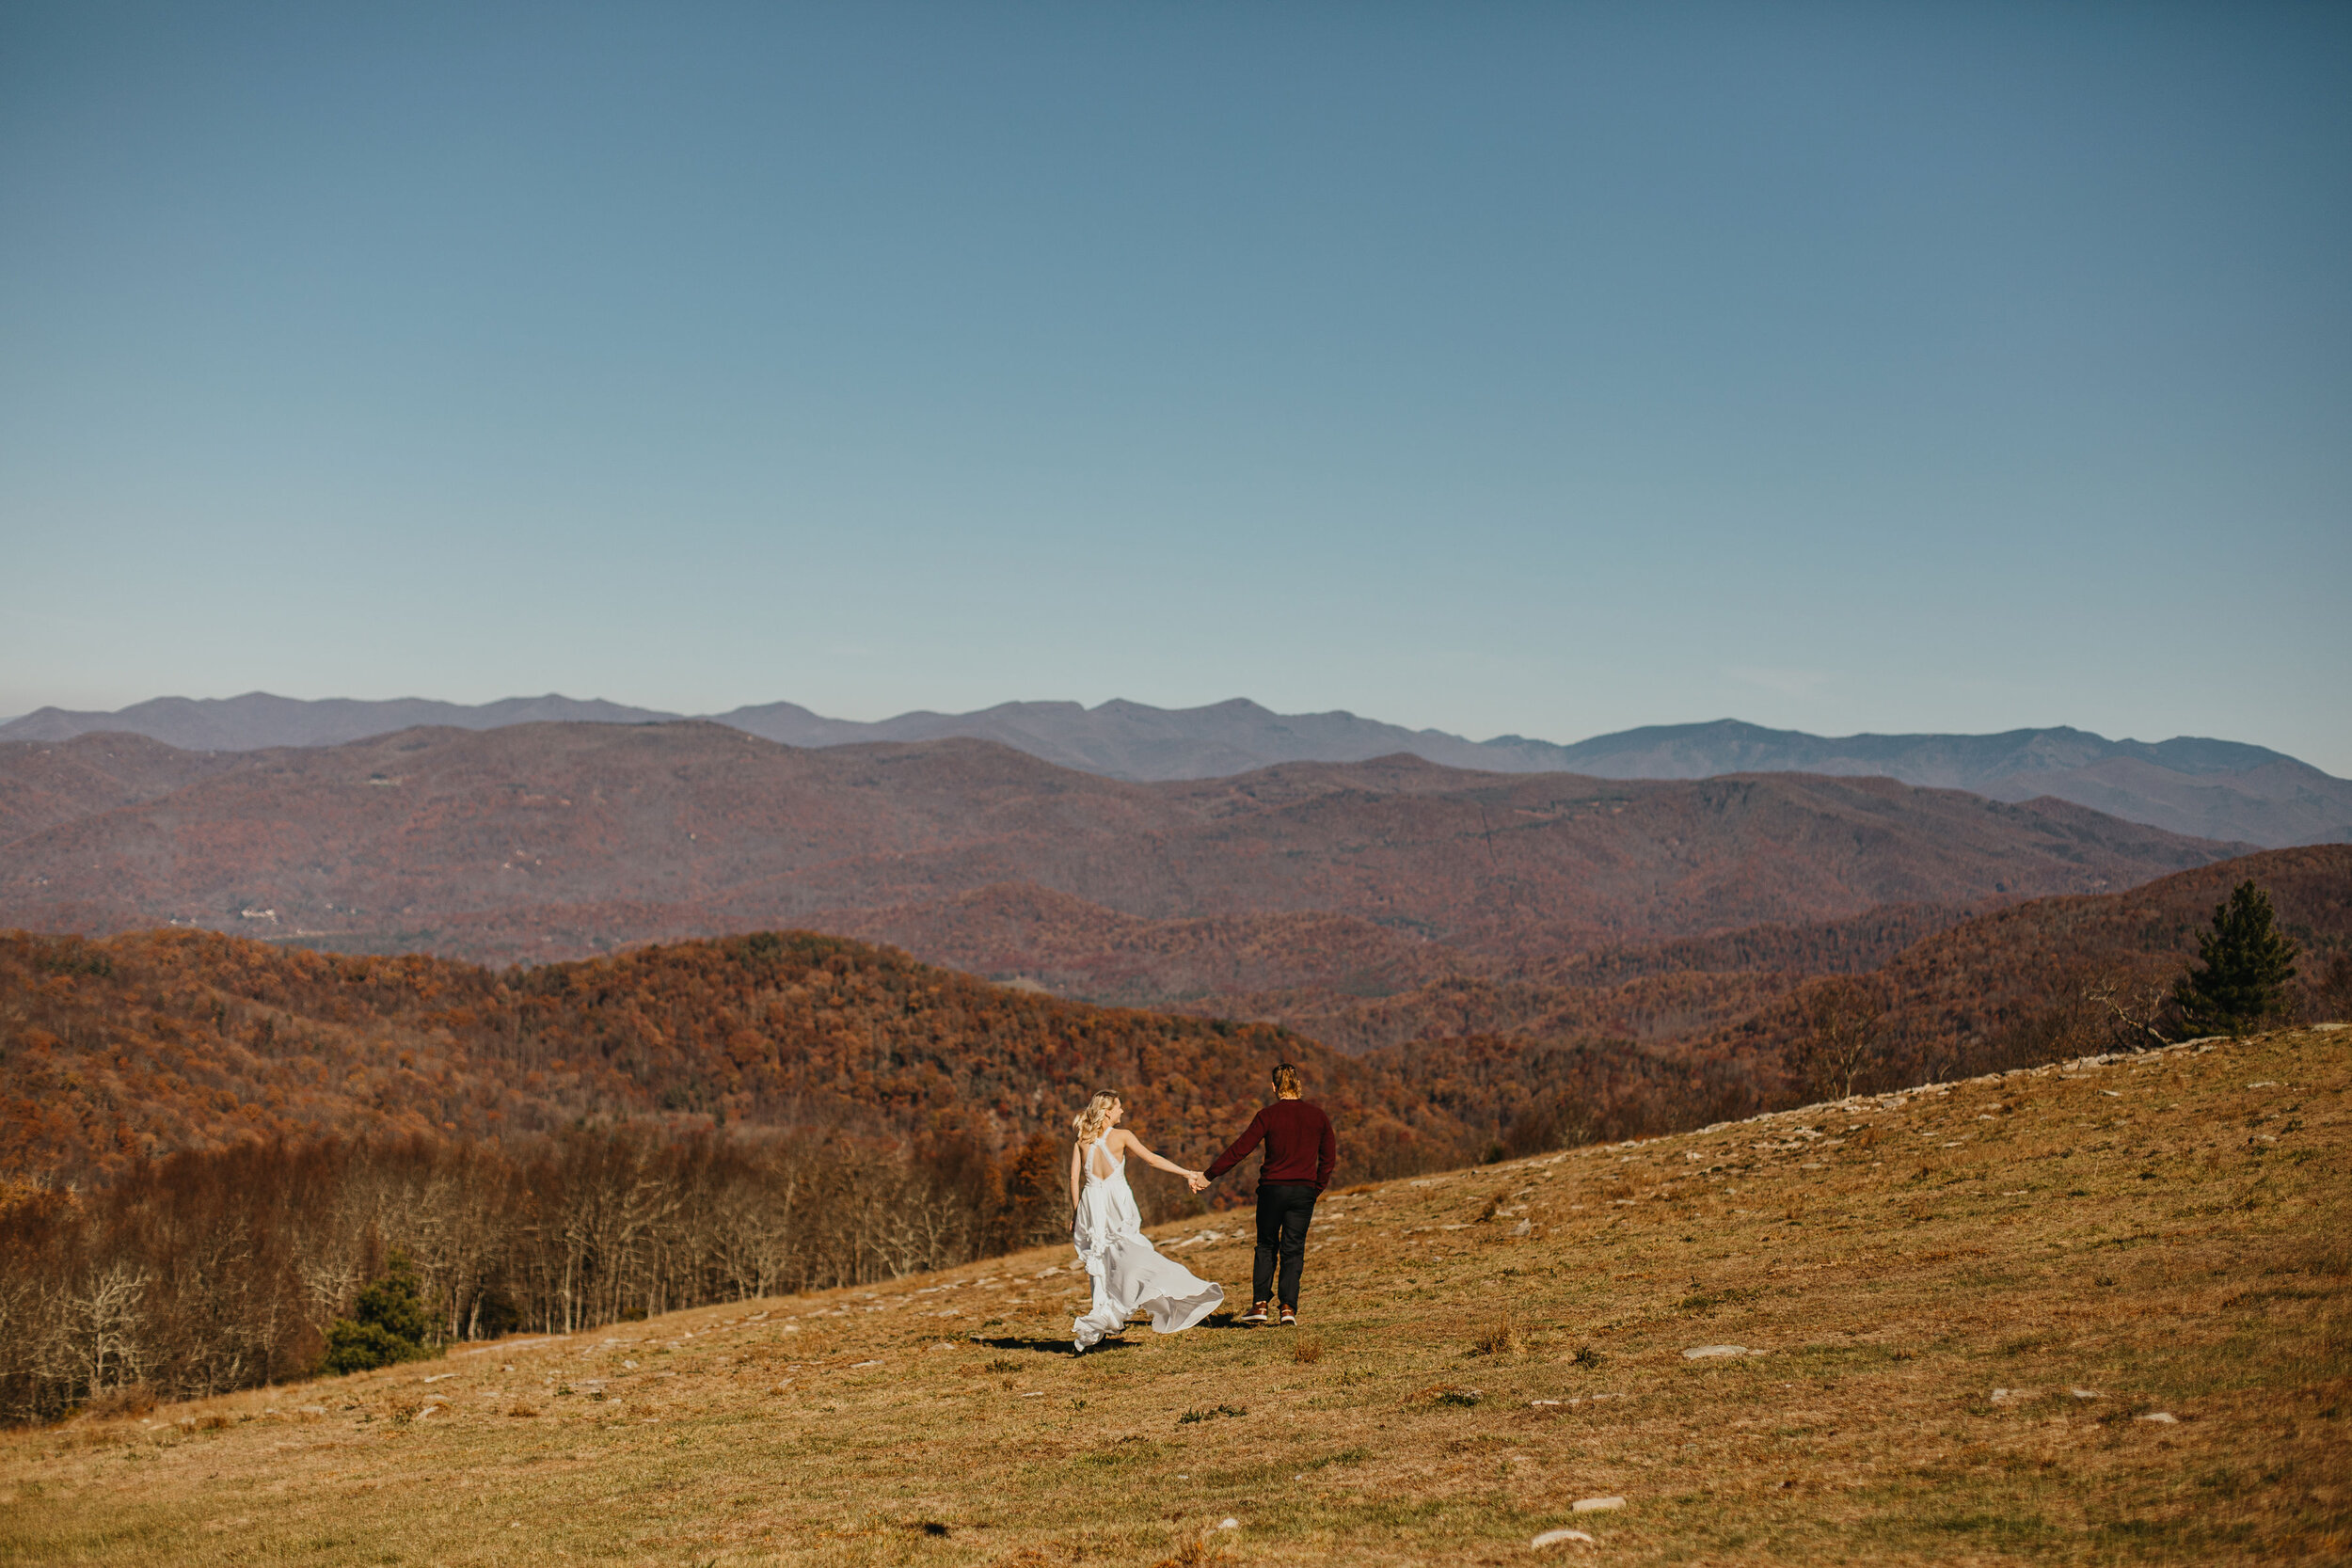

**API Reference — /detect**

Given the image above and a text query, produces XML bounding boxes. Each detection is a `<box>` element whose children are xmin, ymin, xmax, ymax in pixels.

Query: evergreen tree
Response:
<box><xmin>2172</xmin><ymin>880</ymin><xmax>2299</xmax><ymax>1037</ymax></box>
<box><xmin>322</xmin><ymin>1252</ymin><xmax>437</xmax><ymax>1374</ymax></box>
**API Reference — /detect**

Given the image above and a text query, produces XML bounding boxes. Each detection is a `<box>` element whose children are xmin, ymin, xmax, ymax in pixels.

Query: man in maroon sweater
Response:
<box><xmin>1199</xmin><ymin>1062</ymin><xmax>1337</xmax><ymax>1326</ymax></box>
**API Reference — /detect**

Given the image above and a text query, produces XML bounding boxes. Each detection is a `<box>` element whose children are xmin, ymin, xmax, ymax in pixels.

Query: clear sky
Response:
<box><xmin>4</xmin><ymin>3</ymin><xmax>2347</xmax><ymax>769</ymax></box>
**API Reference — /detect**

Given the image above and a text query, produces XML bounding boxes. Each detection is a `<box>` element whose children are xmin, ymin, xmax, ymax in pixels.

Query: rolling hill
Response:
<box><xmin>6</xmin><ymin>695</ymin><xmax>2342</xmax><ymax>846</ymax></box>
<box><xmin>1537</xmin><ymin>719</ymin><xmax>2352</xmax><ymax>849</ymax></box>
<box><xmin>1205</xmin><ymin>846</ymin><xmax>2352</xmax><ymax>1058</ymax></box>
<box><xmin>0</xmin><ymin>722</ymin><xmax>2242</xmax><ymax>978</ymax></box>
<box><xmin>6</xmin><ymin>845</ymin><xmax>2344</xmax><ymax>1190</ymax></box>
<box><xmin>0</xmin><ymin>926</ymin><xmax>1510</xmax><ymax>1187</ymax></box>
<box><xmin>0</xmin><ymin>693</ymin><xmax>675</xmax><ymax>752</ymax></box>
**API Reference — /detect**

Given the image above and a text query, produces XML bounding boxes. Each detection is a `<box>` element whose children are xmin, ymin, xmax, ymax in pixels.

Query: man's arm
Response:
<box><xmin>1203</xmin><ymin>1108</ymin><xmax>1271</xmax><ymax>1183</ymax></box>
<box><xmin>1314</xmin><ymin>1107</ymin><xmax>1336</xmax><ymax>1192</ymax></box>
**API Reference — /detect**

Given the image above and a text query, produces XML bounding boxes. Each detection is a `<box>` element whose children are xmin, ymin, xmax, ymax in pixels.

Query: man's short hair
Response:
<box><xmin>1271</xmin><ymin>1061</ymin><xmax>1302</xmax><ymax>1097</ymax></box>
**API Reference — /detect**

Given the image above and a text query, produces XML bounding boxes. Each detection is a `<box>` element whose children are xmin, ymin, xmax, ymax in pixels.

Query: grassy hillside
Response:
<box><xmin>4</xmin><ymin>1026</ymin><xmax>2343</xmax><ymax>1565</ymax></box>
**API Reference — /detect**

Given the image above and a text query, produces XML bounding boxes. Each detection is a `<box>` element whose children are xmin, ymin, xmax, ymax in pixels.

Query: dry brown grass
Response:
<box><xmin>3</xmin><ymin>1026</ymin><xmax>2346</xmax><ymax>1564</ymax></box>
<box><xmin>1470</xmin><ymin>1313</ymin><xmax>1528</xmax><ymax>1358</ymax></box>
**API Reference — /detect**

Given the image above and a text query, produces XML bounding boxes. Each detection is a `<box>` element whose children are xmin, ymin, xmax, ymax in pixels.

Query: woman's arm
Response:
<box><xmin>1114</xmin><ymin>1129</ymin><xmax>1201</xmax><ymax>1179</ymax></box>
<box><xmin>1069</xmin><ymin>1141</ymin><xmax>1083</xmax><ymax>1211</ymax></box>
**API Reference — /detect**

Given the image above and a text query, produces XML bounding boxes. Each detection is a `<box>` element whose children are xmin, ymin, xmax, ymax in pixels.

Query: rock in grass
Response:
<box><xmin>2136</xmin><ymin>1411</ymin><xmax>2179</xmax><ymax>1424</ymax></box>
<box><xmin>1683</xmin><ymin>1345</ymin><xmax>1746</xmax><ymax>1359</ymax></box>
<box><xmin>1571</xmin><ymin>1496</ymin><xmax>1626</xmax><ymax>1513</ymax></box>
<box><xmin>1531</xmin><ymin>1527</ymin><xmax>1597</xmax><ymax>1547</ymax></box>
<box><xmin>1216</xmin><ymin>1517</ymin><xmax>1239</xmax><ymax>1529</ymax></box>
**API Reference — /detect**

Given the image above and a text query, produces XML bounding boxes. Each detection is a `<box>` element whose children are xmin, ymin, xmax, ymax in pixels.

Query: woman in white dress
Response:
<box><xmin>1069</xmin><ymin>1090</ymin><xmax>1224</xmax><ymax>1353</ymax></box>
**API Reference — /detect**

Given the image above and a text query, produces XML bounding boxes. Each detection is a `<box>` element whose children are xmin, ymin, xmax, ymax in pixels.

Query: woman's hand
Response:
<box><xmin>1186</xmin><ymin>1170</ymin><xmax>1210</xmax><ymax>1193</ymax></box>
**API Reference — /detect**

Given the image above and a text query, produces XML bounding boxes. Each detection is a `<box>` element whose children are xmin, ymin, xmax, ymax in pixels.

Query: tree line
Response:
<box><xmin>0</xmin><ymin>1121</ymin><xmax>1093</xmax><ymax>1427</ymax></box>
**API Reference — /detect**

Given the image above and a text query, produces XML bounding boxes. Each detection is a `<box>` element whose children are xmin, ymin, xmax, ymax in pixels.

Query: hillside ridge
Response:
<box><xmin>0</xmin><ymin>722</ymin><xmax>2245</xmax><ymax>977</ymax></box>
<box><xmin>5</xmin><ymin>694</ymin><xmax>2340</xmax><ymax>846</ymax></box>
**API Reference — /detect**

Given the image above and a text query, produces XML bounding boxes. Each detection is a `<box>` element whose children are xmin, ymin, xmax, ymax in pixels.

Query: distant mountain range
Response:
<box><xmin>4</xmin><ymin>692</ymin><xmax>2344</xmax><ymax>847</ymax></box>
<box><xmin>0</xmin><ymin>722</ymin><xmax>2241</xmax><ymax>987</ymax></box>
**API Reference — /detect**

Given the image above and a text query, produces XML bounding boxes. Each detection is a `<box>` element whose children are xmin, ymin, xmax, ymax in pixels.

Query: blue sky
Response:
<box><xmin>4</xmin><ymin>3</ymin><xmax>2347</xmax><ymax>769</ymax></box>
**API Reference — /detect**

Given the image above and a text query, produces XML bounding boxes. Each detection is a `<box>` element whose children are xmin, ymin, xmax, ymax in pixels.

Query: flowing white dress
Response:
<box><xmin>1071</xmin><ymin>1137</ymin><xmax>1223</xmax><ymax>1351</ymax></box>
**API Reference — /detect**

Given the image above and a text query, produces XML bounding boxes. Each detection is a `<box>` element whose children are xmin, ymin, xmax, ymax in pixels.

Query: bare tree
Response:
<box><xmin>60</xmin><ymin>1261</ymin><xmax>149</xmax><ymax>1394</ymax></box>
<box><xmin>2083</xmin><ymin>970</ymin><xmax>2173</xmax><ymax>1052</ymax></box>
<box><xmin>1790</xmin><ymin>979</ymin><xmax>1888</xmax><ymax>1101</ymax></box>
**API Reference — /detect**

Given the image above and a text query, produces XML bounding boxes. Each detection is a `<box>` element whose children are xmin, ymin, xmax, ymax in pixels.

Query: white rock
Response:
<box><xmin>1684</xmin><ymin>1345</ymin><xmax>1746</xmax><ymax>1359</ymax></box>
<box><xmin>1572</xmin><ymin>1497</ymin><xmax>1627</xmax><ymax>1513</ymax></box>
<box><xmin>416</xmin><ymin>1404</ymin><xmax>440</xmax><ymax>1418</ymax></box>
<box><xmin>1531</xmin><ymin>1528</ymin><xmax>1597</xmax><ymax>1547</ymax></box>
<box><xmin>1217</xmin><ymin>1517</ymin><xmax>1239</xmax><ymax>1530</ymax></box>
<box><xmin>2137</xmin><ymin>1412</ymin><xmax>2179</xmax><ymax>1424</ymax></box>
<box><xmin>850</xmin><ymin>1359</ymin><xmax>882</xmax><ymax>1368</ymax></box>
<box><xmin>1529</xmin><ymin>1399</ymin><xmax>1564</xmax><ymax>1407</ymax></box>
<box><xmin>2069</xmin><ymin>1387</ymin><xmax>2101</xmax><ymax>1400</ymax></box>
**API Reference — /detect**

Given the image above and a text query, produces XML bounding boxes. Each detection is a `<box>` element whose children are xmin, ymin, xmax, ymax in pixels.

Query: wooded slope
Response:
<box><xmin>0</xmin><ymin>928</ymin><xmax>1514</xmax><ymax>1188</ymax></box>
<box><xmin>4</xmin><ymin>848</ymin><xmax>2341</xmax><ymax>1191</ymax></box>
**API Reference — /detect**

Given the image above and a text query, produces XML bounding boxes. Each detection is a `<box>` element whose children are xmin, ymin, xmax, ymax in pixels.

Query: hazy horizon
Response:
<box><xmin>1</xmin><ymin>687</ymin><xmax>2336</xmax><ymax>768</ymax></box>
<box><xmin>6</xmin><ymin>5</ymin><xmax>2346</xmax><ymax>771</ymax></box>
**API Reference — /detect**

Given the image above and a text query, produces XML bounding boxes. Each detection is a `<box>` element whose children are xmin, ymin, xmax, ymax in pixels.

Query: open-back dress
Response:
<box><xmin>1071</xmin><ymin>1136</ymin><xmax>1223</xmax><ymax>1351</ymax></box>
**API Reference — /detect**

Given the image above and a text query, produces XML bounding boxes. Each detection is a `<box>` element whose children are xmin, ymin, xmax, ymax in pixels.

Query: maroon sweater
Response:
<box><xmin>1206</xmin><ymin>1099</ymin><xmax>1337</xmax><ymax>1192</ymax></box>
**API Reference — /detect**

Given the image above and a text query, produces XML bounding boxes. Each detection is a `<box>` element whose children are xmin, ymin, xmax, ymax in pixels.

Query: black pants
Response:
<box><xmin>1253</xmin><ymin>1181</ymin><xmax>1318</xmax><ymax>1309</ymax></box>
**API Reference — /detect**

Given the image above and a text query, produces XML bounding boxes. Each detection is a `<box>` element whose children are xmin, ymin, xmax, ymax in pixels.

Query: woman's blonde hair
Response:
<box><xmin>1072</xmin><ymin>1090</ymin><xmax>1122</xmax><ymax>1146</ymax></box>
<box><xmin>1272</xmin><ymin>1062</ymin><xmax>1302</xmax><ymax>1098</ymax></box>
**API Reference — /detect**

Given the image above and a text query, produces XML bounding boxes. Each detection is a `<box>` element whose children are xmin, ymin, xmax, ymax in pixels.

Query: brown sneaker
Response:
<box><xmin>1279</xmin><ymin>1306</ymin><xmax>1297</xmax><ymax>1327</ymax></box>
<box><xmin>1240</xmin><ymin>1301</ymin><xmax>1270</xmax><ymax>1325</ymax></box>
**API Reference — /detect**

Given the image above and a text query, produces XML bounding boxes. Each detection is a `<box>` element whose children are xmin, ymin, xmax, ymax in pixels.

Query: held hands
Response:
<box><xmin>1185</xmin><ymin>1170</ymin><xmax>1210</xmax><ymax>1193</ymax></box>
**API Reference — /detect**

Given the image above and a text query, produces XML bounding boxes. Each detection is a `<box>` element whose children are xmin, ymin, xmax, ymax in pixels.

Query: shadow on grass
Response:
<box><xmin>977</xmin><ymin>1334</ymin><xmax>1133</xmax><ymax>1356</ymax></box>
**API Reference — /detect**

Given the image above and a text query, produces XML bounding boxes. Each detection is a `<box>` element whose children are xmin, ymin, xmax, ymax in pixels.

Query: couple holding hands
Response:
<box><xmin>1067</xmin><ymin>1062</ymin><xmax>1337</xmax><ymax>1351</ymax></box>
